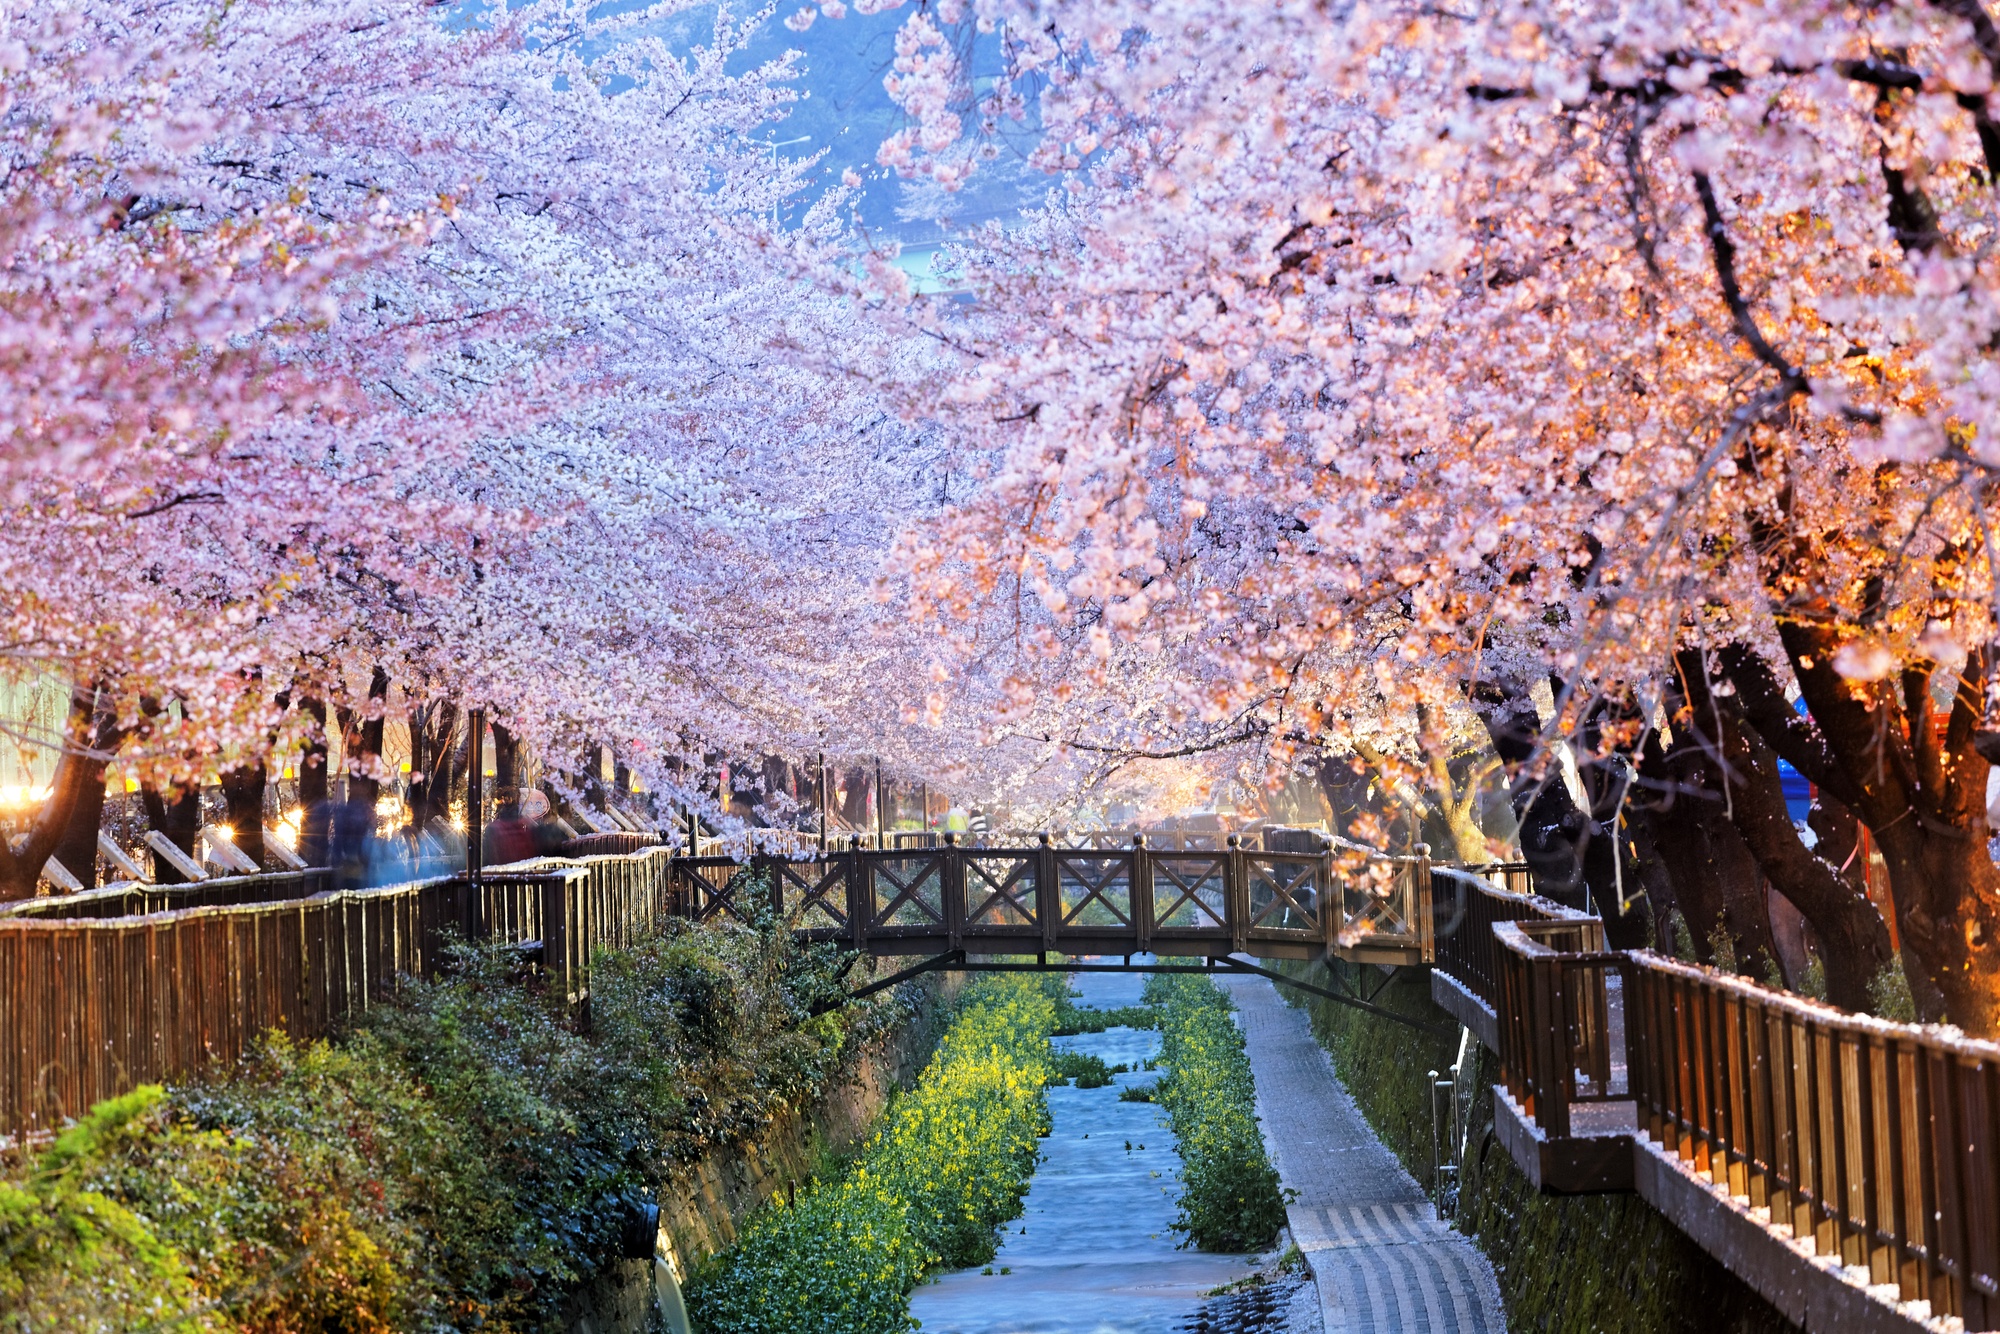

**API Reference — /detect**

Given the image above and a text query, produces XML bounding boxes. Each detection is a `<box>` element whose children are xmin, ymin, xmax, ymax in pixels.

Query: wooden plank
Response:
<box><xmin>145</xmin><ymin>831</ymin><xmax>208</xmax><ymax>883</ymax></box>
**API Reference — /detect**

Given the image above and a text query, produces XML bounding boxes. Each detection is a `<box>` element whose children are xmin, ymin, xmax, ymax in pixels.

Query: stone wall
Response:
<box><xmin>1273</xmin><ymin>958</ymin><xmax>1796</xmax><ymax>1334</ymax></box>
<box><xmin>563</xmin><ymin>975</ymin><xmax>962</xmax><ymax>1334</ymax></box>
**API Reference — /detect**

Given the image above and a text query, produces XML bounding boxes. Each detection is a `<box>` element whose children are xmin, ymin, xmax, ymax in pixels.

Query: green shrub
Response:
<box><xmin>1144</xmin><ymin>974</ymin><xmax>1287</xmax><ymax>1252</ymax></box>
<box><xmin>1870</xmin><ymin>955</ymin><xmax>1918</xmax><ymax>1021</ymax></box>
<box><xmin>686</xmin><ymin>976</ymin><xmax>1056</xmax><ymax>1334</ymax></box>
<box><xmin>0</xmin><ymin>1086</ymin><xmax>217</xmax><ymax>1334</ymax></box>
<box><xmin>0</xmin><ymin>920</ymin><xmax>902</xmax><ymax>1334</ymax></box>
<box><xmin>1048</xmin><ymin>1051</ymin><xmax>1116</xmax><ymax>1087</ymax></box>
<box><xmin>1052</xmin><ymin>989</ymin><xmax>1156</xmax><ymax>1035</ymax></box>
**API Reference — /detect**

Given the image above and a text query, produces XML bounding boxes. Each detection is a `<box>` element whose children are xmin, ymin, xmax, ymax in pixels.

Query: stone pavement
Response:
<box><xmin>1216</xmin><ymin>974</ymin><xmax>1507</xmax><ymax>1334</ymax></box>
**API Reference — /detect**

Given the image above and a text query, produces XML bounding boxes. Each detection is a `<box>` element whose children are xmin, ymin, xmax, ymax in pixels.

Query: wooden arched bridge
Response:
<box><xmin>1</xmin><ymin>833</ymin><xmax>1995</xmax><ymax>1332</ymax></box>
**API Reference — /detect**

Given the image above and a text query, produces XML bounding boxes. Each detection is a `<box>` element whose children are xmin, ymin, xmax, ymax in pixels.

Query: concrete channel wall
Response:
<box><xmin>561</xmin><ymin>974</ymin><xmax>963</xmax><ymax>1334</ymax></box>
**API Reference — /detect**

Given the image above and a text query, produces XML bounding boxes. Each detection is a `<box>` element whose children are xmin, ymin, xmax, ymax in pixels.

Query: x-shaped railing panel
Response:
<box><xmin>1248</xmin><ymin>856</ymin><xmax>1321</xmax><ymax>933</ymax></box>
<box><xmin>1336</xmin><ymin>862</ymin><xmax>1418</xmax><ymax>943</ymax></box>
<box><xmin>870</xmin><ymin>854</ymin><xmax>946</xmax><ymax>928</ymax></box>
<box><xmin>779</xmin><ymin>860</ymin><xmax>848</xmax><ymax>930</ymax></box>
<box><xmin>965</xmin><ymin>855</ymin><xmax>1037</xmax><ymax>928</ymax></box>
<box><xmin>1056</xmin><ymin>853</ymin><xmax>1133</xmax><ymax>928</ymax></box>
<box><xmin>1151</xmin><ymin>854</ymin><xmax>1227</xmax><ymax>931</ymax></box>
<box><xmin>678</xmin><ymin>860</ymin><xmax>751</xmax><ymax>923</ymax></box>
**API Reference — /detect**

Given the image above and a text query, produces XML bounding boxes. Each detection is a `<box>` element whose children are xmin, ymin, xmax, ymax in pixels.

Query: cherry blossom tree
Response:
<box><xmin>0</xmin><ymin>0</ymin><xmax>965</xmax><ymax>887</ymax></box>
<box><xmin>839</xmin><ymin>0</ymin><xmax>2000</xmax><ymax>1030</ymax></box>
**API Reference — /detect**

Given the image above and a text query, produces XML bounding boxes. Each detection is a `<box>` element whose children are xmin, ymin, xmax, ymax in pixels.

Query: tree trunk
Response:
<box><xmin>140</xmin><ymin>781</ymin><xmax>201</xmax><ymax>885</ymax></box>
<box><xmin>1730</xmin><ymin>621</ymin><xmax>1996</xmax><ymax>1029</ymax></box>
<box><xmin>1659</xmin><ymin>648</ymin><xmax>1895</xmax><ymax>1010</ymax></box>
<box><xmin>494</xmin><ymin>723</ymin><xmax>519</xmax><ymax>791</ymax></box>
<box><xmin>407</xmin><ymin>700</ymin><xmax>462</xmax><ymax>834</ymax></box>
<box><xmin>0</xmin><ymin>681</ymin><xmax>128</xmax><ymax>900</ymax></box>
<box><xmin>219</xmin><ymin>764</ymin><xmax>266</xmax><ymax>869</ymax></box>
<box><xmin>298</xmin><ymin>698</ymin><xmax>331</xmax><ymax>866</ymax></box>
<box><xmin>50</xmin><ymin>771</ymin><xmax>109</xmax><ymax>891</ymax></box>
<box><xmin>1467</xmin><ymin>676</ymin><xmax>1652</xmax><ymax>947</ymax></box>
<box><xmin>342</xmin><ymin>668</ymin><xmax>390</xmax><ymax>817</ymax></box>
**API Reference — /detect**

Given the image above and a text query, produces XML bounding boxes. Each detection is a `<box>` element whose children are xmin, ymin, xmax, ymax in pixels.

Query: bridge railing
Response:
<box><xmin>1487</xmin><ymin>910</ymin><xmax>2000</xmax><ymax>1325</ymax></box>
<box><xmin>661</xmin><ymin>835</ymin><xmax>1417</xmax><ymax>963</ymax></box>
<box><xmin>0</xmin><ymin>834</ymin><xmax>1439</xmax><ymax>1146</ymax></box>
<box><xmin>1432</xmin><ymin>866</ymin><xmax>1584</xmax><ymax>1017</ymax></box>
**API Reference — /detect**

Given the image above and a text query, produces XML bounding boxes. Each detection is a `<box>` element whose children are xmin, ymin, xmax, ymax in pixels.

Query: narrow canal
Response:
<box><xmin>908</xmin><ymin>971</ymin><xmax>1264</xmax><ymax>1333</ymax></box>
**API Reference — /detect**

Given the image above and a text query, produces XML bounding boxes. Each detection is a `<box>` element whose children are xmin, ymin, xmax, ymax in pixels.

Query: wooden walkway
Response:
<box><xmin>1220</xmin><ymin>973</ymin><xmax>1504</xmax><ymax>1334</ymax></box>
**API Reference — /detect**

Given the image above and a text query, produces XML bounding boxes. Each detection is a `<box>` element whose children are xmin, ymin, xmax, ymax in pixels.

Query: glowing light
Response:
<box><xmin>375</xmin><ymin>795</ymin><xmax>404</xmax><ymax>820</ymax></box>
<box><xmin>211</xmin><ymin>824</ymin><xmax>234</xmax><ymax>841</ymax></box>
<box><xmin>0</xmin><ymin>784</ymin><xmax>52</xmax><ymax>810</ymax></box>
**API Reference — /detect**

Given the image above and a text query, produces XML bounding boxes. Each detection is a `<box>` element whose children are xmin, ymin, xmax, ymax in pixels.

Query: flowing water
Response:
<box><xmin>908</xmin><ymin>971</ymin><xmax>1262</xmax><ymax>1334</ymax></box>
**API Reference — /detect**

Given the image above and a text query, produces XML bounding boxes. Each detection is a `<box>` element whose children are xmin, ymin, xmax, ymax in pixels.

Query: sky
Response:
<box><xmin>634</xmin><ymin>2</ymin><xmax>1050</xmax><ymax>254</ymax></box>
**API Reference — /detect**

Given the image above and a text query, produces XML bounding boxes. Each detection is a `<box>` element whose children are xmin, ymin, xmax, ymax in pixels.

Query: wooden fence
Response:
<box><xmin>0</xmin><ymin>848</ymin><xmax>677</xmax><ymax>1143</ymax></box>
<box><xmin>1458</xmin><ymin>894</ymin><xmax>2000</xmax><ymax>1327</ymax></box>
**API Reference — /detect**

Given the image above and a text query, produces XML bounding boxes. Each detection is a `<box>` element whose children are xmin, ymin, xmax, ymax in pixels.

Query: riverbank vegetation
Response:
<box><xmin>686</xmin><ymin>976</ymin><xmax>1056</xmax><ymax>1334</ymax></box>
<box><xmin>0</xmin><ymin>923</ymin><xmax>903</xmax><ymax>1334</ymax></box>
<box><xmin>1146</xmin><ymin>976</ymin><xmax>1289</xmax><ymax>1252</ymax></box>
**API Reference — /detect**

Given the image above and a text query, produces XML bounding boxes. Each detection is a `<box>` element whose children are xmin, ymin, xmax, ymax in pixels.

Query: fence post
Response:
<box><xmin>942</xmin><ymin>831</ymin><xmax>963</xmax><ymax>951</ymax></box>
<box><xmin>1037</xmin><ymin>832</ymin><xmax>1059</xmax><ymax>953</ymax></box>
<box><xmin>465</xmin><ymin>708</ymin><xmax>486</xmax><ymax>941</ymax></box>
<box><xmin>848</xmin><ymin>836</ymin><xmax>868</xmax><ymax>951</ymax></box>
<box><xmin>1130</xmin><ymin>833</ymin><xmax>1153</xmax><ymax>955</ymax></box>
<box><xmin>1318</xmin><ymin>836</ymin><xmax>1336</xmax><ymax>954</ymax></box>
<box><xmin>1226</xmin><ymin>833</ymin><xmax>1248</xmax><ymax>954</ymax></box>
<box><xmin>1415</xmin><ymin>843</ymin><xmax>1434</xmax><ymax>962</ymax></box>
<box><xmin>759</xmin><ymin>853</ymin><xmax>782</xmax><ymax>922</ymax></box>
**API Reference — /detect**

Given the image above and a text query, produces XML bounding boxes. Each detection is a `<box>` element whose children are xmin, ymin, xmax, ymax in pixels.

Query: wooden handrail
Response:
<box><xmin>1486</xmin><ymin>908</ymin><xmax>2000</xmax><ymax>1324</ymax></box>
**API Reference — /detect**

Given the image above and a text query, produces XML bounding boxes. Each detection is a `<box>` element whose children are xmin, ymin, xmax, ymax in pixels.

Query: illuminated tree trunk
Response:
<box><xmin>1728</xmin><ymin>619</ymin><xmax>1998</xmax><ymax>1030</ymax></box>
<box><xmin>298</xmin><ymin>698</ymin><xmax>331</xmax><ymax>866</ymax></box>
<box><xmin>140</xmin><ymin>780</ymin><xmax>200</xmax><ymax>885</ymax></box>
<box><xmin>1670</xmin><ymin>649</ymin><xmax>1894</xmax><ymax>1010</ymax></box>
<box><xmin>407</xmin><ymin>700</ymin><xmax>463</xmax><ymax>835</ymax></box>
<box><xmin>219</xmin><ymin>764</ymin><xmax>266</xmax><ymax>870</ymax></box>
<box><xmin>0</xmin><ymin>681</ymin><xmax>127</xmax><ymax>900</ymax></box>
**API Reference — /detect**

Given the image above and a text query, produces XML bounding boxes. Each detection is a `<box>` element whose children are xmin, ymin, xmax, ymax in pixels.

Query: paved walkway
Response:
<box><xmin>1217</xmin><ymin>974</ymin><xmax>1507</xmax><ymax>1334</ymax></box>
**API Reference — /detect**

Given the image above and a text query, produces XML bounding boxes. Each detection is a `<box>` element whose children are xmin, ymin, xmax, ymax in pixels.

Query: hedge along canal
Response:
<box><xmin>909</xmin><ymin>969</ymin><xmax>1286</xmax><ymax>1334</ymax></box>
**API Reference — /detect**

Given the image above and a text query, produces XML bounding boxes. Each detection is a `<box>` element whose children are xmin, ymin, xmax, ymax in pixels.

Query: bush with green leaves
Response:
<box><xmin>1049</xmin><ymin>1050</ymin><xmax>1117</xmax><ymax>1087</ymax></box>
<box><xmin>1144</xmin><ymin>974</ymin><xmax>1288</xmax><ymax>1252</ymax></box>
<box><xmin>1052</xmin><ymin>987</ymin><xmax>1156</xmax><ymax>1036</ymax></box>
<box><xmin>0</xmin><ymin>920</ymin><xmax>903</xmax><ymax>1334</ymax></box>
<box><xmin>686</xmin><ymin>976</ymin><xmax>1057</xmax><ymax>1334</ymax></box>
